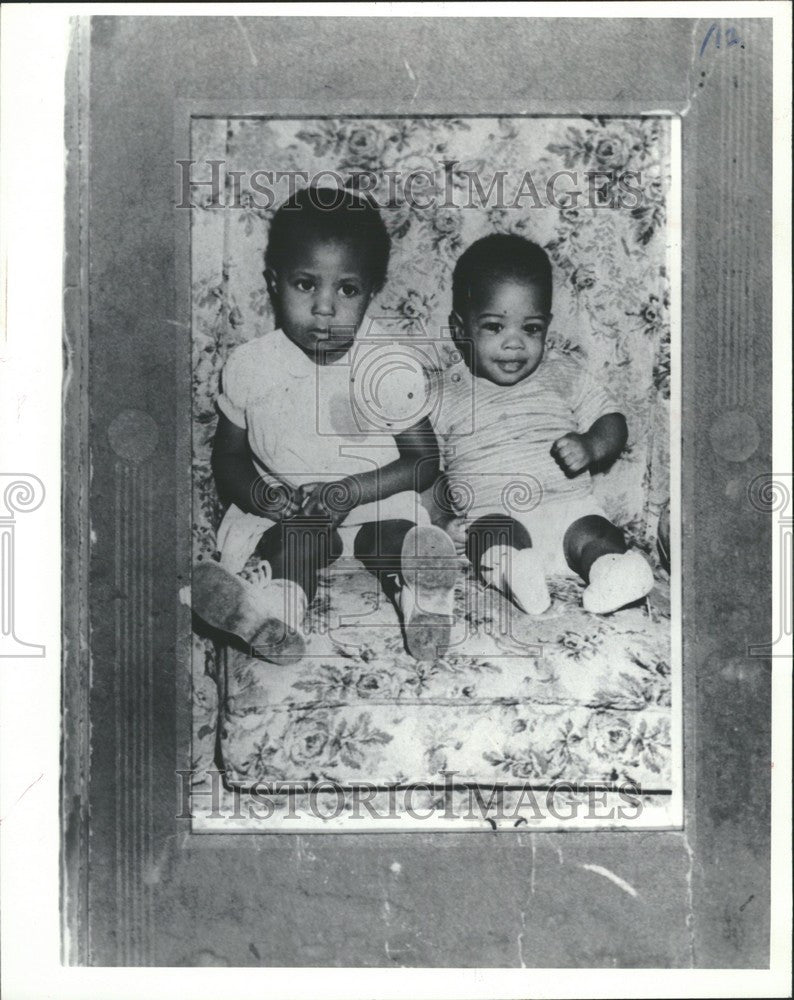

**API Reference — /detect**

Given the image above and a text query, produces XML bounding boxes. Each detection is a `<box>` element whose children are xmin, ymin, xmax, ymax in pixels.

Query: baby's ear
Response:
<box><xmin>264</xmin><ymin>268</ymin><xmax>279</xmax><ymax>297</ymax></box>
<box><xmin>448</xmin><ymin>311</ymin><xmax>470</xmax><ymax>366</ymax></box>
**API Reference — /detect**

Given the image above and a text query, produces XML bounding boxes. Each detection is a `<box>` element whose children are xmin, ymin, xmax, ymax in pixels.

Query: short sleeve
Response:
<box><xmin>431</xmin><ymin>365</ymin><xmax>474</xmax><ymax>443</ymax></box>
<box><xmin>429</xmin><ymin>370</ymin><xmax>452</xmax><ymax>442</ymax></box>
<box><xmin>217</xmin><ymin>346</ymin><xmax>249</xmax><ymax>428</ymax></box>
<box><xmin>571</xmin><ymin>365</ymin><xmax>620</xmax><ymax>433</ymax></box>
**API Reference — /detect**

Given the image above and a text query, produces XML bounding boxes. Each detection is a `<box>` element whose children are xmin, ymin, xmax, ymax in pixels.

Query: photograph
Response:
<box><xmin>184</xmin><ymin>114</ymin><xmax>682</xmax><ymax>832</ymax></box>
<box><xmin>0</xmin><ymin>4</ymin><xmax>790</xmax><ymax>995</ymax></box>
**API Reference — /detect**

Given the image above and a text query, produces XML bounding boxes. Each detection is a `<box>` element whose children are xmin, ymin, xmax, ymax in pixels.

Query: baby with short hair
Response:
<box><xmin>191</xmin><ymin>186</ymin><xmax>457</xmax><ymax>663</ymax></box>
<box><xmin>435</xmin><ymin>233</ymin><xmax>654</xmax><ymax>615</ymax></box>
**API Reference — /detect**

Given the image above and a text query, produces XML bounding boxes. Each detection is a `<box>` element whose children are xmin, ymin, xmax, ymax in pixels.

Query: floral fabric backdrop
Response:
<box><xmin>190</xmin><ymin>117</ymin><xmax>675</xmax><ymax>823</ymax></box>
<box><xmin>192</xmin><ymin>116</ymin><xmax>672</xmax><ymax>558</ymax></box>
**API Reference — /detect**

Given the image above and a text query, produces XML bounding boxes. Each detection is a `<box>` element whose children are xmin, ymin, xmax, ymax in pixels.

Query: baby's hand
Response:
<box><xmin>298</xmin><ymin>482</ymin><xmax>329</xmax><ymax>518</ymax></box>
<box><xmin>279</xmin><ymin>485</ymin><xmax>305</xmax><ymax>520</ymax></box>
<box><xmin>253</xmin><ymin>478</ymin><xmax>303</xmax><ymax>520</ymax></box>
<box><xmin>299</xmin><ymin>479</ymin><xmax>359</xmax><ymax>527</ymax></box>
<box><xmin>551</xmin><ymin>433</ymin><xmax>593</xmax><ymax>476</ymax></box>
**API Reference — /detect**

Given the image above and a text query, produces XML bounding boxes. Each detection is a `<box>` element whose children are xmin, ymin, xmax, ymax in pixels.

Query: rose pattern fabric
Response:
<box><xmin>190</xmin><ymin>117</ymin><xmax>674</xmax><ymax>823</ymax></box>
<box><xmin>192</xmin><ymin>561</ymin><xmax>673</xmax><ymax>803</ymax></box>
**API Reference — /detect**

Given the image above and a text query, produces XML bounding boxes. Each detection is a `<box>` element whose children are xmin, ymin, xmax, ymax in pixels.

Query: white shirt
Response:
<box><xmin>215</xmin><ymin>323</ymin><xmax>433</xmax><ymax>571</ymax></box>
<box><xmin>432</xmin><ymin>352</ymin><xmax>618</xmax><ymax>519</ymax></box>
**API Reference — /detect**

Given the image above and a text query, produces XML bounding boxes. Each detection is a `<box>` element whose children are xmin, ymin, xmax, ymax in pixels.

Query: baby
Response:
<box><xmin>434</xmin><ymin>233</ymin><xmax>654</xmax><ymax>615</ymax></box>
<box><xmin>191</xmin><ymin>186</ymin><xmax>457</xmax><ymax>663</ymax></box>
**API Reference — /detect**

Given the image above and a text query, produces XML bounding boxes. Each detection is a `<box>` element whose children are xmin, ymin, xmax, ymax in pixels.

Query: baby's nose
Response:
<box><xmin>313</xmin><ymin>290</ymin><xmax>335</xmax><ymax>315</ymax></box>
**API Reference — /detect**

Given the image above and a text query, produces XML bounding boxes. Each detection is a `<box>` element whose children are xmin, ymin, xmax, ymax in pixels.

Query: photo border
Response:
<box><xmin>53</xmin><ymin>10</ymin><xmax>785</xmax><ymax>979</ymax></box>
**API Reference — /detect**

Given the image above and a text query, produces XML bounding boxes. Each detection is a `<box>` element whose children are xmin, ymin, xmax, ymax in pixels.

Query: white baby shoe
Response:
<box><xmin>191</xmin><ymin>560</ymin><xmax>307</xmax><ymax>664</ymax></box>
<box><xmin>582</xmin><ymin>550</ymin><xmax>655</xmax><ymax>614</ymax></box>
<box><xmin>480</xmin><ymin>544</ymin><xmax>551</xmax><ymax>615</ymax></box>
<box><xmin>398</xmin><ymin>525</ymin><xmax>458</xmax><ymax>661</ymax></box>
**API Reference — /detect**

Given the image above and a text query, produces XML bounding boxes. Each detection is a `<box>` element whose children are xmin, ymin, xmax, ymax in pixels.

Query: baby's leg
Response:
<box><xmin>256</xmin><ymin>515</ymin><xmax>343</xmax><ymax>604</ymax></box>
<box><xmin>563</xmin><ymin>515</ymin><xmax>654</xmax><ymax>613</ymax></box>
<box><xmin>353</xmin><ymin>518</ymin><xmax>415</xmax><ymax>592</ymax></box>
<box><xmin>562</xmin><ymin>515</ymin><xmax>626</xmax><ymax>579</ymax></box>
<box><xmin>191</xmin><ymin>517</ymin><xmax>342</xmax><ymax>665</ymax></box>
<box><xmin>240</xmin><ymin>516</ymin><xmax>342</xmax><ymax>660</ymax></box>
<box><xmin>466</xmin><ymin>513</ymin><xmax>550</xmax><ymax>615</ymax></box>
<box><xmin>355</xmin><ymin>520</ymin><xmax>457</xmax><ymax>661</ymax></box>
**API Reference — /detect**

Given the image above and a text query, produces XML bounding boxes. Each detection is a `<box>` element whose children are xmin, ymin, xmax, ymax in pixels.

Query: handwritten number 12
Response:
<box><xmin>700</xmin><ymin>23</ymin><xmax>743</xmax><ymax>57</ymax></box>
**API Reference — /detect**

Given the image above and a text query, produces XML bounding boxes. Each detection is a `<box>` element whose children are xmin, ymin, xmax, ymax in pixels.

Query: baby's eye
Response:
<box><xmin>338</xmin><ymin>283</ymin><xmax>360</xmax><ymax>299</ymax></box>
<box><xmin>293</xmin><ymin>277</ymin><xmax>315</xmax><ymax>292</ymax></box>
<box><xmin>482</xmin><ymin>322</ymin><xmax>503</xmax><ymax>334</ymax></box>
<box><xmin>524</xmin><ymin>325</ymin><xmax>545</xmax><ymax>336</ymax></box>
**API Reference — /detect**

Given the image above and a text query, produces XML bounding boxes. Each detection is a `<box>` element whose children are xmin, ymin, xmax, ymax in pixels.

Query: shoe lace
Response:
<box><xmin>247</xmin><ymin>558</ymin><xmax>272</xmax><ymax>591</ymax></box>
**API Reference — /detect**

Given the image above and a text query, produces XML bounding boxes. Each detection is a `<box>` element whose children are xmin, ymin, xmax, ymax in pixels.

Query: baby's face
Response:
<box><xmin>455</xmin><ymin>278</ymin><xmax>549</xmax><ymax>386</ymax></box>
<box><xmin>268</xmin><ymin>236</ymin><xmax>374</xmax><ymax>364</ymax></box>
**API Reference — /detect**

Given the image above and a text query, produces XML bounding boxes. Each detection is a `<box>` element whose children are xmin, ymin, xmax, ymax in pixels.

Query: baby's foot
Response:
<box><xmin>582</xmin><ymin>550</ymin><xmax>654</xmax><ymax>614</ymax></box>
<box><xmin>191</xmin><ymin>560</ymin><xmax>307</xmax><ymax>664</ymax></box>
<box><xmin>480</xmin><ymin>544</ymin><xmax>550</xmax><ymax>615</ymax></box>
<box><xmin>398</xmin><ymin>525</ymin><xmax>457</xmax><ymax>661</ymax></box>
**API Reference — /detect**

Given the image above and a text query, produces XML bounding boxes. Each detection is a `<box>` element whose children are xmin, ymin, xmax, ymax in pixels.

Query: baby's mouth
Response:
<box><xmin>312</xmin><ymin>327</ymin><xmax>352</xmax><ymax>340</ymax></box>
<box><xmin>494</xmin><ymin>358</ymin><xmax>526</xmax><ymax>373</ymax></box>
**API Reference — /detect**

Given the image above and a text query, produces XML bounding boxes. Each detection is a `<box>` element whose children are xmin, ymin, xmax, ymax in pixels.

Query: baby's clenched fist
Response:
<box><xmin>551</xmin><ymin>432</ymin><xmax>593</xmax><ymax>476</ymax></box>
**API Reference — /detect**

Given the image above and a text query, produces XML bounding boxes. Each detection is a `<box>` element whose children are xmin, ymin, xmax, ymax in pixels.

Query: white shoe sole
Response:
<box><xmin>582</xmin><ymin>554</ymin><xmax>655</xmax><ymax>614</ymax></box>
<box><xmin>400</xmin><ymin>525</ymin><xmax>457</xmax><ymax>660</ymax></box>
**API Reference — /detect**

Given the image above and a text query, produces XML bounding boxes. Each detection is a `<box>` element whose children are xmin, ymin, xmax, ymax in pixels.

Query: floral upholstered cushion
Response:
<box><xmin>192</xmin><ymin>559</ymin><xmax>672</xmax><ymax>795</ymax></box>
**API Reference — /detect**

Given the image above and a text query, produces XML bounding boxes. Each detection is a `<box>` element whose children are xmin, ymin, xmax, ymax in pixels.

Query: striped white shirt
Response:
<box><xmin>432</xmin><ymin>354</ymin><xmax>618</xmax><ymax>520</ymax></box>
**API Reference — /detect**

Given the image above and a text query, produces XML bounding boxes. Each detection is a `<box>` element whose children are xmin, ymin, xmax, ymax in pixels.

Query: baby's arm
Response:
<box><xmin>551</xmin><ymin>412</ymin><xmax>628</xmax><ymax>477</ymax></box>
<box><xmin>300</xmin><ymin>415</ymin><xmax>441</xmax><ymax>524</ymax></box>
<box><xmin>211</xmin><ymin>413</ymin><xmax>302</xmax><ymax>520</ymax></box>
